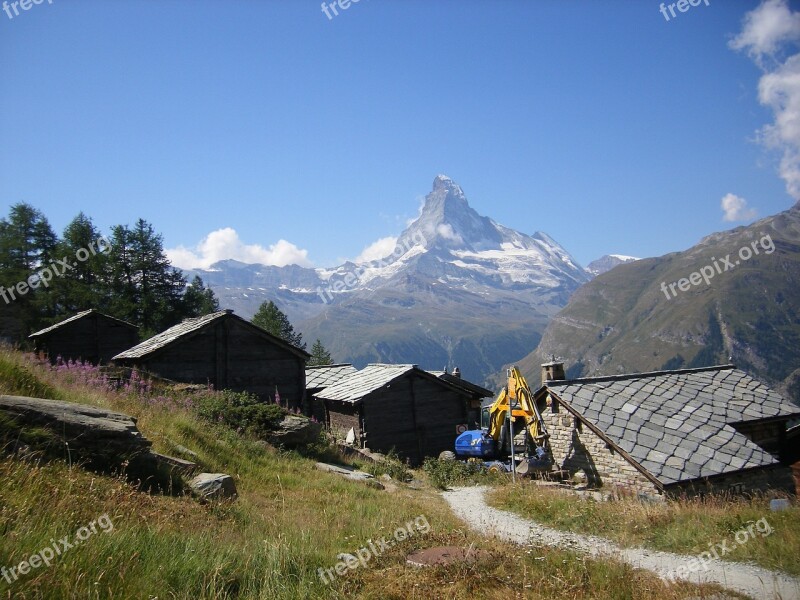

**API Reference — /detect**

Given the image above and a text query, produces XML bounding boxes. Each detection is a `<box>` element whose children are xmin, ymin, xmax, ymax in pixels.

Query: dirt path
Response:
<box><xmin>442</xmin><ymin>486</ymin><xmax>800</xmax><ymax>600</ymax></box>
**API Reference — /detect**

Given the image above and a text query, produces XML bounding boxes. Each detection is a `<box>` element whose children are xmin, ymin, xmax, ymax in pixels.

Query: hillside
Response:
<box><xmin>514</xmin><ymin>202</ymin><xmax>800</xmax><ymax>403</ymax></box>
<box><xmin>0</xmin><ymin>347</ymin><xmax>728</xmax><ymax>599</ymax></box>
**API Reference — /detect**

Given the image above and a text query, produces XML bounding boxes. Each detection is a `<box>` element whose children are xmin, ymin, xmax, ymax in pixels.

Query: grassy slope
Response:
<box><xmin>0</xmin><ymin>348</ymin><xmax>731</xmax><ymax>599</ymax></box>
<box><xmin>488</xmin><ymin>484</ymin><xmax>800</xmax><ymax>576</ymax></box>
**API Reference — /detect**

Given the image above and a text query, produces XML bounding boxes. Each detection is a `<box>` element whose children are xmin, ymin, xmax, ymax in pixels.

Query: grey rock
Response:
<box><xmin>172</xmin><ymin>444</ymin><xmax>199</xmax><ymax>460</ymax></box>
<box><xmin>189</xmin><ymin>473</ymin><xmax>237</xmax><ymax>499</ymax></box>
<box><xmin>0</xmin><ymin>394</ymin><xmax>151</xmax><ymax>470</ymax></box>
<box><xmin>266</xmin><ymin>415</ymin><xmax>322</xmax><ymax>449</ymax></box>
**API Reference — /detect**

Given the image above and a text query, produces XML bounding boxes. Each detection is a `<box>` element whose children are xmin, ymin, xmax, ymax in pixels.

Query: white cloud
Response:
<box><xmin>721</xmin><ymin>193</ymin><xmax>758</xmax><ymax>222</ymax></box>
<box><xmin>729</xmin><ymin>0</ymin><xmax>800</xmax><ymax>64</ymax></box>
<box><xmin>166</xmin><ymin>227</ymin><xmax>312</xmax><ymax>269</ymax></box>
<box><xmin>436</xmin><ymin>223</ymin><xmax>464</xmax><ymax>244</ymax></box>
<box><xmin>731</xmin><ymin>0</ymin><xmax>800</xmax><ymax>200</ymax></box>
<box><xmin>354</xmin><ymin>236</ymin><xmax>398</xmax><ymax>263</ymax></box>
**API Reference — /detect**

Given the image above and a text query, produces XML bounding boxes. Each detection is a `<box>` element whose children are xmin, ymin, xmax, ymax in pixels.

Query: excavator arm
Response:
<box><xmin>454</xmin><ymin>366</ymin><xmax>551</xmax><ymax>467</ymax></box>
<box><xmin>487</xmin><ymin>367</ymin><xmax>549</xmax><ymax>452</ymax></box>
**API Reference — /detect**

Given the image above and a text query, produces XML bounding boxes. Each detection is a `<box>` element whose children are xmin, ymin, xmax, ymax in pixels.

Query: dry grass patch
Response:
<box><xmin>489</xmin><ymin>481</ymin><xmax>800</xmax><ymax>576</ymax></box>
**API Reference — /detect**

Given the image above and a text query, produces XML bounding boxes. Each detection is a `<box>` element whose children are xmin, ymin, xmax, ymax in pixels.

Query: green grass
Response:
<box><xmin>489</xmin><ymin>482</ymin><xmax>800</xmax><ymax>576</ymax></box>
<box><xmin>0</xmin><ymin>356</ymin><xmax>63</xmax><ymax>400</ymax></box>
<box><xmin>0</xmin><ymin>347</ymin><xmax>738</xmax><ymax>598</ymax></box>
<box><xmin>422</xmin><ymin>457</ymin><xmax>505</xmax><ymax>490</ymax></box>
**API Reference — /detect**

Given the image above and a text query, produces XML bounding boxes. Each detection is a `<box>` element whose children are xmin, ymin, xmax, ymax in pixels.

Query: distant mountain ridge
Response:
<box><xmin>186</xmin><ymin>175</ymin><xmax>590</xmax><ymax>384</ymax></box>
<box><xmin>586</xmin><ymin>254</ymin><xmax>639</xmax><ymax>276</ymax></box>
<box><xmin>512</xmin><ymin>202</ymin><xmax>800</xmax><ymax>404</ymax></box>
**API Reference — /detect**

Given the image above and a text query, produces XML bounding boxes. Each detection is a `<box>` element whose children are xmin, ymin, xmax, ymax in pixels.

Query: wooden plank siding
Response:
<box><xmin>121</xmin><ymin>316</ymin><xmax>306</xmax><ymax>408</ymax></box>
<box><xmin>732</xmin><ymin>419</ymin><xmax>789</xmax><ymax>457</ymax></box>
<box><xmin>32</xmin><ymin>312</ymin><xmax>139</xmax><ymax>365</ymax></box>
<box><xmin>354</xmin><ymin>373</ymin><xmax>468</xmax><ymax>465</ymax></box>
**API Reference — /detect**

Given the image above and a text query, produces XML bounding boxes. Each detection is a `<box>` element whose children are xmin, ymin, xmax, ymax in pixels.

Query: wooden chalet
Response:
<box><xmin>313</xmin><ymin>363</ymin><xmax>492</xmax><ymax>465</ymax></box>
<box><xmin>113</xmin><ymin>309</ymin><xmax>309</xmax><ymax>408</ymax></box>
<box><xmin>29</xmin><ymin>309</ymin><xmax>139</xmax><ymax>365</ymax></box>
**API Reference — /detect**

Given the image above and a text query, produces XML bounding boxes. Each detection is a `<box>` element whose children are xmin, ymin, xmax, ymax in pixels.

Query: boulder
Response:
<box><xmin>266</xmin><ymin>414</ymin><xmax>322</xmax><ymax>448</ymax></box>
<box><xmin>188</xmin><ymin>473</ymin><xmax>237</xmax><ymax>500</ymax></box>
<box><xmin>0</xmin><ymin>394</ymin><xmax>151</xmax><ymax>470</ymax></box>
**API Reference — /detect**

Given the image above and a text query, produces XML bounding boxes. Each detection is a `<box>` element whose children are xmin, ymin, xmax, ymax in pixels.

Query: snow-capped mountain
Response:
<box><xmin>394</xmin><ymin>175</ymin><xmax>587</xmax><ymax>289</ymax></box>
<box><xmin>585</xmin><ymin>254</ymin><xmax>640</xmax><ymax>276</ymax></box>
<box><xmin>186</xmin><ymin>175</ymin><xmax>591</xmax><ymax>384</ymax></box>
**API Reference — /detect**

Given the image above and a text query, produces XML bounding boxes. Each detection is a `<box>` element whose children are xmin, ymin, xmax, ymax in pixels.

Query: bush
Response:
<box><xmin>423</xmin><ymin>457</ymin><xmax>485</xmax><ymax>489</ymax></box>
<box><xmin>363</xmin><ymin>449</ymin><xmax>411</xmax><ymax>482</ymax></box>
<box><xmin>195</xmin><ymin>390</ymin><xmax>286</xmax><ymax>439</ymax></box>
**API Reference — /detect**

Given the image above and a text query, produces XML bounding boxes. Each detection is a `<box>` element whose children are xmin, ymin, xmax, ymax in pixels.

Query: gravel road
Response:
<box><xmin>442</xmin><ymin>486</ymin><xmax>800</xmax><ymax>600</ymax></box>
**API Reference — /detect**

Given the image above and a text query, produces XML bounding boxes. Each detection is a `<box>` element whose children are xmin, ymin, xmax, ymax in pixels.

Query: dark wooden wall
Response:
<box><xmin>356</xmin><ymin>373</ymin><xmax>468</xmax><ymax>465</ymax></box>
<box><xmin>36</xmin><ymin>315</ymin><xmax>139</xmax><ymax>365</ymax></box>
<box><xmin>733</xmin><ymin>420</ymin><xmax>789</xmax><ymax>457</ymax></box>
<box><xmin>127</xmin><ymin>317</ymin><xmax>306</xmax><ymax>407</ymax></box>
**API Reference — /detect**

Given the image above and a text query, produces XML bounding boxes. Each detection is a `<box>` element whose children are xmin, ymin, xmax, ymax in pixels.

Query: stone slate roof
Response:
<box><xmin>316</xmin><ymin>363</ymin><xmax>477</xmax><ymax>404</ymax></box>
<box><xmin>316</xmin><ymin>364</ymin><xmax>417</xmax><ymax>403</ymax></box>
<box><xmin>29</xmin><ymin>309</ymin><xmax>137</xmax><ymax>338</ymax></box>
<box><xmin>305</xmin><ymin>364</ymin><xmax>357</xmax><ymax>392</ymax></box>
<box><xmin>113</xmin><ymin>309</ymin><xmax>309</xmax><ymax>361</ymax></box>
<box><xmin>428</xmin><ymin>371</ymin><xmax>493</xmax><ymax>399</ymax></box>
<box><xmin>543</xmin><ymin>365</ymin><xmax>800</xmax><ymax>487</ymax></box>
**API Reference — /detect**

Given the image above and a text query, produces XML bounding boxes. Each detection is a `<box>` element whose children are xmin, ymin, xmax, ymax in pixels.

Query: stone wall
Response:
<box><xmin>541</xmin><ymin>394</ymin><xmax>660</xmax><ymax>497</ymax></box>
<box><xmin>327</xmin><ymin>401</ymin><xmax>360</xmax><ymax>442</ymax></box>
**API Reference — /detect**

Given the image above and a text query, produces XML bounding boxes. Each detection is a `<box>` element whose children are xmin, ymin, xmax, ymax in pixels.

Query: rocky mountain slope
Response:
<box><xmin>513</xmin><ymin>202</ymin><xmax>800</xmax><ymax>404</ymax></box>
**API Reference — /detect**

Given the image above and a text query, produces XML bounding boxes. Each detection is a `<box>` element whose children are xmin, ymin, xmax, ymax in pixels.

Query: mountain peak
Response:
<box><xmin>432</xmin><ymin>174</ymin><xmax>461</xmax><ymax>193</ymax></box>
<box><xmin>399</xmin><ymin>176</ymin><xmax>498</xmax><ymax>251</ymax></box>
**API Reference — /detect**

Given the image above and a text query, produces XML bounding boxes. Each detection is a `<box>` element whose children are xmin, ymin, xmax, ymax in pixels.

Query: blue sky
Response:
<box><xmin>2</xmin><ymin>0</ymin><xmax>799</xmax><ymax>269</ymax></box>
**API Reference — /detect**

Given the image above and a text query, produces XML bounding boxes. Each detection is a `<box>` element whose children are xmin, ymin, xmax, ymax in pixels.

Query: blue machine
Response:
<box><xmin>454</xmin><ymin>430</ymin><xmax>497</xmax><ymax>458</ymax></box>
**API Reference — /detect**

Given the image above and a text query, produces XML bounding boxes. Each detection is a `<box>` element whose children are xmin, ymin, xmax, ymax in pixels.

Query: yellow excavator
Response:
<box><xmin>454</xmin><ymin>366</ymin><xmax>551</xmax><ymax>474</ymax></box>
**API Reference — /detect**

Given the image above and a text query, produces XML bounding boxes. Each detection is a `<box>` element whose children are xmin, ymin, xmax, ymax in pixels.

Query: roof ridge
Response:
<box><xmin>29</xmin><ymin>309</ymin><xmax>138</xmax><ymax>338</ymax></box>
<box><xmin>366</xmin><ymin>362</ymin><xmax>417</xmax><ymax>367</ymax></box>
<box><xmin>547</xmin><ymin>364</ymin><xmax>736</xmax><ymax>386</ymax></box>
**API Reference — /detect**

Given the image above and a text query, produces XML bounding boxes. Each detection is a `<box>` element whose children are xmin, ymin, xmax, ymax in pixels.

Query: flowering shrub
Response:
<box><xmin>50</xmin><ymin>356</ymin><xmax>115</xmax><ymax>394</ymax></box>
<box><xmin>194</xmin><ymin>389</ymin><xmax>287</xmax><ymax>438</ymax></box>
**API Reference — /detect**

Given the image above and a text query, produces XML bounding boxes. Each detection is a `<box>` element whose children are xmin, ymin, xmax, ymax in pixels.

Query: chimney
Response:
<box><xmin>541</xmin><ymin>361</ymin><xmax>565</xmax><ymax>383</ymax></box>
<box><xmin>453</xmin><ymin>366</ymin><xmax>461</xmax><ymax>378</ymax></box>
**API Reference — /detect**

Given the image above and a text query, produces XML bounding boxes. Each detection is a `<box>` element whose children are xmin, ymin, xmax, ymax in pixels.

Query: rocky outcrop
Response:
<box><xmin>266</xmin><ymin>414</ymin><xmax>322</xmax><ymax>448</ymax></box>
<box><xmin>0</xmin><ymin>394</ymin><xmax>151</xmax><ymax>470</ymax></box>
<box><xmin>0</xmin><ymin>395</ymin><xmax>200</xmax><ymax>495</ymax></box>
<box><xmin>314</xmin><ymin>462</ymin><xmax>385</xmax><ymax>489</ymax></box>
